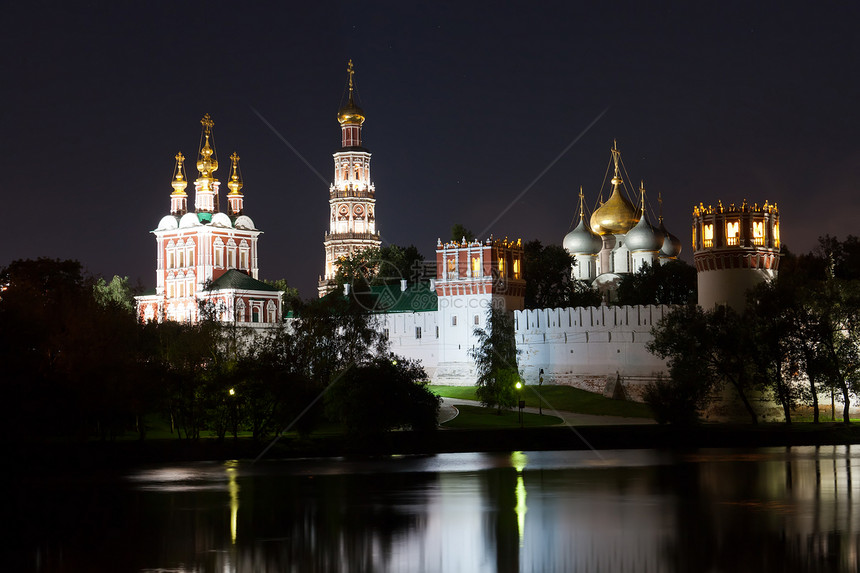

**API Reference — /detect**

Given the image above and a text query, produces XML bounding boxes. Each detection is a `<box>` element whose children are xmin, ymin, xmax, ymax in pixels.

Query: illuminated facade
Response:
<box><xmin>693</xmin><ymin>199</ymin><xmax>781</xmax><ymax>310</ymax></box>
<box><xmin>319</xmin><ymin>60</ymin><xmax>381</xmax><ymax>296</ymax></box>
<box><xmin>136</xmin><ymin>114</ymin><xmax>282</xmax><ymax>325</ymax></box>
<box><xmin>563</xmin><ymin>143</ymin><xmax>682</xmax><ymax>294</ymax></box>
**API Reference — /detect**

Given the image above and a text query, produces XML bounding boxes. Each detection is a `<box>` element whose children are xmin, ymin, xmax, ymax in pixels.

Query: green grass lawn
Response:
<box><xmin>430</xmin><ymin>384</ymin><xmax>654</xmax><ymax>419</ymax></box>
<box><xmin>442</xmin><ymin>404</ymin><xmax>563</xmax><ymax>429</ymax></box>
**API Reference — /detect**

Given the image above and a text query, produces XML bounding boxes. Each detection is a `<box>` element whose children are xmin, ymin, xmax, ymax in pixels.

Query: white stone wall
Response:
<box><xmin>384</xmin><ymin>303</ymin><xmax>672</xmax><ymax>397</ymax></box>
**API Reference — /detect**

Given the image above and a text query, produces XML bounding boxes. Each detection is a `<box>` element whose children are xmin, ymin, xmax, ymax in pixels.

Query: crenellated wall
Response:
<box><xmin>384</xmin><ymin>304</ymin><xmax>672</xmax><ymax>399</ymax></box>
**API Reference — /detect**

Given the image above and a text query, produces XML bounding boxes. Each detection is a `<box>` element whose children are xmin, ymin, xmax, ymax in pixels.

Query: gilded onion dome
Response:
<box><xmin>590</xmin><ymin>144</ymin><xmax>638</xmax><ymax>235</ymax></box>
<box><xmin>337</xmin><ymin>59</ymin><xmax>366</xmax><ymax>126</ymax></box>
<box><xmin>171</xmin><ymin>152</ymin><xmax>188</xmax><ymax>194</ymax></box>
<box><xmin>227</xmin><ymin>152</ymin><xmax>243</xmax><ymax>195</ymax></box>
<box><xmin>625</xmin><ymin>185</ymin><xmax>664</xmax><ymax>252</ymax></box>
<box><xmin>196</xmin><ymin>113</ymin><xmax>219</xmax><ymax>177</ymax></box>
<box><xmin>563</xmin><ymin>188</ymin><xmax>603</xmax><ymax>255</ymax></box>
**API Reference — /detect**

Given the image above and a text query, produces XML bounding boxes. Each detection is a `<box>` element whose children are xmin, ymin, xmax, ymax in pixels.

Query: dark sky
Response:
<box><xmin>2</xmin><ymin>1</ymin><xmax>858</xmax><ymax>298</ymax></box>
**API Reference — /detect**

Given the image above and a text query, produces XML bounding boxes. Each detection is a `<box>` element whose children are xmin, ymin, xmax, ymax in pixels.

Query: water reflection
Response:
<box><xmin>14</xmin><ymin>446</ymin><xmax>860</xmax><ymax>572</ymax></box>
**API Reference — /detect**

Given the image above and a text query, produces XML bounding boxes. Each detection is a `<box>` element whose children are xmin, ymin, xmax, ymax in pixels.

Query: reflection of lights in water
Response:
<box><xmin>225</xmin><ymin>460</ymin><xmax>240</xmax><ymax>544</ymax></box>
<box><xmin>511</xmin><ymin>451</ymin><xmax>528</xmax><ymax>546</ymax></box>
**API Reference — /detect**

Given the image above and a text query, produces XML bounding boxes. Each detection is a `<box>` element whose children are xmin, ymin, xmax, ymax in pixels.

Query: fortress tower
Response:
<box><xmin>319</xmin><ymin>60</ymin><xmax>381</xmax><ymax>296</ymax></box>
<box><xmin>693</xmin><ymin>200</ymin><xmax>781</xmax><ymax>310</ymax></box>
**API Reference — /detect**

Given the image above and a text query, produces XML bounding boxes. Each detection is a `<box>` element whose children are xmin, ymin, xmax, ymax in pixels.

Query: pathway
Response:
<box><xmin>438</xmin><ymin>397</ymin><xmax>656</xmax><ymax>426</ymax></box>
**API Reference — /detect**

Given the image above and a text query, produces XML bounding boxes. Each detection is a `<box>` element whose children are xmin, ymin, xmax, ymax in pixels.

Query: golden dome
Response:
<box><xmin>337</xmin><ymin>100</ymin><xmax>365</xmax><ymax>125</ymax></box>
<box><xmin>196</xmin><ymin>114</ymin><xmax>219</xmax><ymax>178</ymax></box>
<box><xmin>590</xmin><ymin>186</ymin><xmax>639</xmax><ymax>235</ymax></box>
<box><xmin>227</xmin><ymin>152</ymin><xmax>243</xmax><ymax>195</ymax></box>
<box><xmin>171</xmin><ymin>152</ymin><xmax>188</xmax><ymax>195</ymax></box>
<box><xmin>590</xmin><ymin>141</ymin><xmax>639</xmax><ymax>235</ymax></box>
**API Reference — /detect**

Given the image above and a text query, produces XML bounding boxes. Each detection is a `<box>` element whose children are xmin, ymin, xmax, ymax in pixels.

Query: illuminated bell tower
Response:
<box><xmin>319</xmin><ymin>60</ymin><xmax>381</xmax><ymax>297</ymax></box>
<box><xmin>693</xmin><ymin>200</ymin><xmax>781</xmax><ymax>310</ymax></box>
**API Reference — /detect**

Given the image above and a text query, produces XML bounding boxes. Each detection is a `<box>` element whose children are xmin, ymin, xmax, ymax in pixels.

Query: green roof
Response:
<box><xmin>353</xmin><ymin>282</ymin><xmax>437</xmax><ymax>313</ymax></box>
<box><xmin>209</xmin><ymin>270</ymin><xmax>280</xmax><ymax>292</ymax></box>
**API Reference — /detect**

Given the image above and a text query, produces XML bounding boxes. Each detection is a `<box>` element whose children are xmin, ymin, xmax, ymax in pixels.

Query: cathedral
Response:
<box><xmin>135</xmin><ymin>114</ymin><xmax>283</xmax><ymax>325</ymax></box>
<box><xmin>562</xmin><ymin>142</ymin><xmax>683</xmax><ymax>294</ymax></box>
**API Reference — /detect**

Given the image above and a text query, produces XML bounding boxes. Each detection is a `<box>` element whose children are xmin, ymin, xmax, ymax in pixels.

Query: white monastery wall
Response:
<box><xmin>385</xmin><ymin>303</ymin><xmax>672</xmax><ymax>399</ymax></box>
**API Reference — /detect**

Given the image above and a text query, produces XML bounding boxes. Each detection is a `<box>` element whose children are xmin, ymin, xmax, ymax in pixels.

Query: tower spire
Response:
<box><xmin>347</xmin><ymin>59</ymin><xmax>355</xmax><ymax>102</ymax></box>
<box><xmin>579</xmin><ymin>186</ymin><xmax>587</xmax><ymax>221</ymax></box>
<box><xmin>194</xmin><ymin>113</ymin><xmax>220</xmax><ymax>213</ymax></box>
<box><xmin>170</xmin><ymin>151</ymin><xmax>188</xmax><ymax>216</ymax></box>
<box><xmin>611</xmin><ymin>140</ymin><xmax>623</xmax><ymax>188</ymax></box>
<box><xmin>227</xmin><ymin>151</ymin><xmax>244</xmax><ymax>216</ymax></box>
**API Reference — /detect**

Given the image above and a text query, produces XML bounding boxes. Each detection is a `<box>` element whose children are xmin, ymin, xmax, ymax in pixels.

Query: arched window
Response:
<box><xmin>236</xmin><ymin>299</ymin><xmax>246</xmax><ymax>322</ymax></box>
<box><xmin>227</xmin><ymin>240</ymin><xmax>237</xmax><ymax>268</ymax></box>
<box><xmin>726</xmin><ymin>221</ymin><xmax>740</xmax><ymax>246</ymax></box>
<box><xmin>266</xmin><ymin>301</ymin><xmax>276</xmax><ymax>323</ymax></box>
<box><xmin>214</xmin><ymin>239</ymin><xmax>224</xmax><ymax>268</ymax></box>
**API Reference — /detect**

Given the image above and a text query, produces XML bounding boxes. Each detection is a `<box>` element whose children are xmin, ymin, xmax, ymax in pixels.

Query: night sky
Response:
<box><xmin>3</xmin><ymin>2</ymin><xmax>858</xmax><ymax>298</ymax></box>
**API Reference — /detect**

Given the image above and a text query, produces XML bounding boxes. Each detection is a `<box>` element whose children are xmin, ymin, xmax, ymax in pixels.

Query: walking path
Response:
<box><xmin>438</xmin><ymin>397</ymin><xmax>656</xmax><ymax>426</ymax></box>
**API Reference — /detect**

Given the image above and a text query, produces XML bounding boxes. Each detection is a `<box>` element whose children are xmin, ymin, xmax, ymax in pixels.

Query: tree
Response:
<box><xmin>745</xmin><ymin>281</ymin><xmax>803</xmax><ymax>424</ymax></box>
<box><xmin>648</xmin><ymin>304</ymin><xmax>762</xmax><ymax>424</ymax></box>
<box><xmin>263</xmin><ymin>278</ymin><xmax>302</xmax><ymax>315</ymax></box>
<box><xmin>523</xmin><ymin>240</ymin><xmax>574</xmax><ymax>308</ymax></box>
<box><xmin>469</xmin><ymin>306</ymin><xmax>521</xmax><ymax>412</ymax></box>
<box><xmin>325</xmin><ymin>355</ymin><xmax>441</xmax><ymax>435</ymax></box>
<box><xmin>616</xmin><ymin>260</ymin><xmax>697</xmax><ymax>306</ymax></box>
<box><xmin>0</xmin><ymin>259</ymin><xmax>147</xmax><ymax>440</ymax></box>
<box><xmin>93</xmin><ymin>275</ymin><xmax>137</xmax><ymax>314</ymax></box>
<box><xmin>451</xmin><ymin>223</ymin><xmax>475</xmax><ymax>243</ymax></box>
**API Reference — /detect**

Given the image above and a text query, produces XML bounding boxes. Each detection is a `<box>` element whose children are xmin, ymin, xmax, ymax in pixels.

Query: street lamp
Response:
<box><xmin>515</xmin><ymin>381</ymin><xmax>524</xmax><ymax>427</ymax></box>
<box><xmin>538</xmin><ymin>368</ymin><xmax>544</xmax><ymax>415</ymax></box>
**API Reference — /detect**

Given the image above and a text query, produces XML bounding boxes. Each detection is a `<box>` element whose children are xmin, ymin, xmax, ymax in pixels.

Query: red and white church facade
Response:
<box><xmin>135</xmin><ymin>114</ymin><xmax>282</xmax><ymax>325</ymax></box>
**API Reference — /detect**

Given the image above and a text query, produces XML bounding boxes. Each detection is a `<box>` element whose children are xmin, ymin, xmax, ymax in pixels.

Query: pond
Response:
<box><xmin>13</xmin><ymin>446</ymin><xmax>860</xmax><ymax>572</ymax></box>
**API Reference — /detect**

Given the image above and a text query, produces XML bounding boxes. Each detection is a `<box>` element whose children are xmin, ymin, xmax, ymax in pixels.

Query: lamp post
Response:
<box><xmin>538</xmin><ymin>368</ymin><xmax>544</xmax><ymax>415</ymax></box>
<box><xmin>515</xmin><ymin>381</ymin><xmax>524</xmax><ymax>428</ymax></box>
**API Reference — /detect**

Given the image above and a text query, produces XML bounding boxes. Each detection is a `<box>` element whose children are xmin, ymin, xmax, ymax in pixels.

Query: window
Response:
<box><xmin>474</xmin><ymin>315</ymin><xmax>480</xmax><ymax>325</ymax></box>
<box><xmin>452</xmin><ymin>315</ymin><xmax>458</xmax><ymax>326</ymax></box>
<box><xmin>383</xmin><ymin>328</ymin><xmax>390</xmax><ymax>339</ymax></box>
<box><xmin>773</xmin><ymin>222</ymin><xmax>780</xmax><ymax>247</ymax></box>
<box><xmin>415</xmin><ymin>326</ymin><xmax>422</xmax><ymax>339</ymax></box>
<box><xmin>436</xmin><ymin>326</ymin><xmax>439</xmax><ymax>338</ymax></box>
<box><xmin>703</xmin><ymin>224</ymin><xmax>714</xmax><ymax>248</ymax></box>
<box><xmin>726</xmin><ymin>221</ymin><xmax>740</xmax><ymax>246</ymax></box>
<box><xmin>252</xmin><ymin>303</ymin><xmax>261</xmax><ymax>323</ymax></box>
<box><xmin>236</xmin><ymin>299</ymin><xmax>246</xmax><ymax>322</ymax></box>
<box><xmin>498</xmin><ymin>257</ymin><xmax>505</xmax><ymax>276</ymax></box>
<box><xmin>214</xmin><ymin>243</ymin><xmax>223</xmax><ymax>268</ymax></box>
<box><xmin>472</xmin><ymin>257</ymin><xmax>480</xmax><ymax>276</ymax></box>
<box><xmin>513</xmin><ymin>259</ymin><xmax>520</xmax><ymax>279</ymax></box>
<box><xmin>267</xmin><ymin>301</ymin><xmax>276</xmax><ymax>323</ymax></box>
<box><xmin>752</xmin><ymin>221</ymin><xmax>765</xmax><ymax>246</ymax></box>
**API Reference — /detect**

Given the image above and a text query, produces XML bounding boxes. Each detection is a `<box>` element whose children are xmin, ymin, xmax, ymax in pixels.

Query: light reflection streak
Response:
<box><xmin>225</xmin><ymin>460</ymin><xmax>239</xmax><ymax>544</ymax></box>
<box><xmin>512</xmin><ymin>451</ymin><xmax>528</xmax><ymax>547</ymax></box>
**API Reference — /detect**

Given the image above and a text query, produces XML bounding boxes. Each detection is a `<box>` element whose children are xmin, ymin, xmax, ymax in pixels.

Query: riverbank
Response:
<box><xmin>10</xmin><ymin>422</ymin><xmax>860</xmax><ymax>472</ymax></box>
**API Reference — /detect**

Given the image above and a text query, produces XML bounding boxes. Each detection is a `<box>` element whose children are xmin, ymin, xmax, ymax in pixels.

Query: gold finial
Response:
<box><xmin>196</xmin><ymin>113</ymin><xmax>218</xmax><ymax>178</ymax></box>
<box><xmin>579</xmin><ymin>186</ymin><xmax>587</xmax><ymax>220</ymax></box>
<box><xmin>347</xmin><ymin>59</ymin><xmax>355</xmax><ymax>99</ymax></box>
<box><xmin>658</xmin><ymin>192</ymin><xmax>664</xmax><ymax>223</ymax></box>
<box><xmin>610</xmin><ymin>140</ymin><xmax>622</xmax><ymax>186</ymax></box>
<box><xmin>227</xmin><ymin>152</ymin><xmax>243</xmax><ymax>195</ymax></box>
<box><xmin>639</xmin><ymin>180</ymin><xmax>646</xmax><ymax>215</ymax></box>
<box><xmin>172</xmin><ymin>152</ymin><xmax>188</xmax><ymax>194</ymax></box>
<box><xmin>201</xmin><ymin>113</ymin><xmax>214</xmax><ymax>136</ymax></box>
